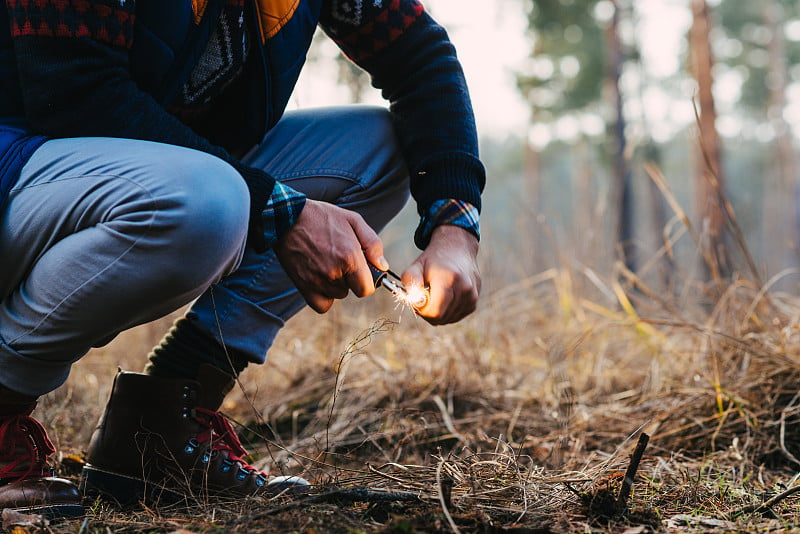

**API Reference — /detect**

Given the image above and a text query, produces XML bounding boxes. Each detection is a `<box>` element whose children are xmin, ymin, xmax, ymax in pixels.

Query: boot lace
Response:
<box><xmin>192</xmin><ymin>407</ymin><xmax>264</xmax><ymax>479</ymax></box>
<box><xmin>0</xmin><ymin>414</ymin><xmax>55</xmax><ymax>482</ymax></box>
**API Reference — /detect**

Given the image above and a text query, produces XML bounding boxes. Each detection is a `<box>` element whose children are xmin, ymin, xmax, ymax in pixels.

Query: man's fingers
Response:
<box><xmin>306</xmin><ymin>292</ymin><xmax>334</xmax><ymax>314</ymax></box>
<box><xmin>400</xmin><ymin>261</ymin><xmax>433</xmax><ymax>316</ymax></box>
<box><xmin>340</xmin><ymin>213</ymin><xmax>383</xmax><ymax>297</ymax></box>
<box><xmin>275</xmin><ymin>201</ymin><xmax>389</xmax><ymax>311</ymax></box>
<box><xmin>417</xmin><ymin>276</ymin><xmax>453</xmax><ymax>324</ymax></box>
<box><xmin>345</xmin><ymin>264</ymin><xmax>375</xmax><ymax>297</ymax></box>
<box><xmin>351</xmin><ymin>214</ymin><xmax>386</xmax><ymax>271</ymax></box>
<box><xmin>401</xmin><ymin>262</ymin><xmax>425</xmax><ymax>290</ymax></box>
<box><xmin>400</xmin><ymin>252</ymin><xmax>480</xmax><ymax>325</ymax></box>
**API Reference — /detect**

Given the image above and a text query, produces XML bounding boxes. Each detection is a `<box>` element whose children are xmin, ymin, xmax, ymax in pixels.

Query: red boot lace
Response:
<box><xmin>192</xmin><ymin>407</ymin><xmax>263</xmax><ymax>475</ymax></box>
<box><xmin>0</xmin><ymin>413</ymin><xmax>55</xmax><ymax>482</ymax></box>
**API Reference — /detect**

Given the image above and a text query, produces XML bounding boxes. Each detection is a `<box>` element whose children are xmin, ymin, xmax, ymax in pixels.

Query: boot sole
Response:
<box><xmin>82</xmin><ymin>464</ymin><xmax>312</xmax><ymax>508</ymax></box>
<box><xmin>80</xmin><ymin>464</ymin><xmax>183</xmax><ymax>508</ymax></box>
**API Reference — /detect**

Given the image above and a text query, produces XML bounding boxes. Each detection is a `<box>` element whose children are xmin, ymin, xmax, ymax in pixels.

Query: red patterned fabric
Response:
<box><xmin>6</xmin><ymin>0</ymin><xmax>135</xmax><ymax>48</ymax></box>
<box><xmin>323</xmin><ymin>0</ymin><xmax>425</xmax><ymax>62</ymax></box>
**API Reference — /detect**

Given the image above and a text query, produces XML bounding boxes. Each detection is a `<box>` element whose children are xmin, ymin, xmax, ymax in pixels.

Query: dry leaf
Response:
<box><xmin>1</xmin><ymin>508</ymin><xmax>49</xmax><ymax>530</ymax></box>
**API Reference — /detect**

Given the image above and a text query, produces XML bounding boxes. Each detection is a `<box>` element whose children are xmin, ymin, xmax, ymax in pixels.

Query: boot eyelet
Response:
<box><xmin>201</xmin><ymin>453</ymin><xmax>210</xmax><ymax>463</ymax></box>
<box><xmin>181</xmin><ymin>386</ymin><xmax>193</xmax><ymax>400</ymax></box>
<box><xmin>255</xmin><ymin>474</ymin><xmax>267</xmax><ymax>487</ymax></box>
<box><xmin>236</xmin><ymin>468</ymin><xmax>248</xmax><ymax>480</ymax></box>
<box><xmin>181</xmin><ymin>407</ymin><xmax>192</xmax><ymax>419</ymax></box>
<box><xmin>220</xmin><ymin>459</ymin><xmax>234</xmax><ymax>472</ymax></box>
<box><xmin>184</xmin><ymin>438</ymin><xmax>200</xmax><ymax>454</ymax></box>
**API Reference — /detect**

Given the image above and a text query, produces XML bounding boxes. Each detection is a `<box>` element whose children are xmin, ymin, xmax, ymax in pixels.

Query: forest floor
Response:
<box><xmin>7</xmin><ymin>263</ymin><xmax>800</xmax><ymax>534</ymax></box>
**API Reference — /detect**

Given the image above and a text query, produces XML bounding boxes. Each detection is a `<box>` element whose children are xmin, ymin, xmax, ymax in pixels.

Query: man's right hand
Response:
<box><xmin>274</xmin><ymin>199</ymin><xmax>387</xmax><ymax>313</ymax></box>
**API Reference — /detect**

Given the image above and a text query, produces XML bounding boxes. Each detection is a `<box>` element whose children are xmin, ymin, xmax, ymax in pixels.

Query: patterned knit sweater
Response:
<box><xmin>1</xmin><ymin>0</ymin><xmax>484</xmax><ymax>250</ymax></box>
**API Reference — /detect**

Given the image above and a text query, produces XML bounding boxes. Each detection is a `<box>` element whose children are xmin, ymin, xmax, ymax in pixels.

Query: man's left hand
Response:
<box><xmin>401</xmin><ymin>225</ymin><xmax>480</xmax><ymax>325</ymax></box>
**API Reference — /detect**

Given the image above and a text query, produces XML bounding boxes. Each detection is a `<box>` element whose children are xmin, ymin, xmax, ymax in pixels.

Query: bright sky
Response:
<box><xmin>421</xmin><ymin>0</ymin><xmax>693</xmax><ymax>142</ymax></box>
<box><xmin>289</xmin><ymin>0</ymin><xmax>532</xmax><ymax>139</ymax></box>
<box><xmin>422</xmin><ymin>0</ymin><xmax>532</xmax><ymax>139</ymax></box>
<box><xmin>291</xmin><ymin>0</ymin><xmax>798</xmax><ymax>144</ymax></box>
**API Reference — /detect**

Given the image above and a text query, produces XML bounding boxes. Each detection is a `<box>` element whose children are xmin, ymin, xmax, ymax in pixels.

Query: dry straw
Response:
<box><xmin>37</xmin><ymin>161</ymin><xmax>800</xmax><ymax>532</ymax></box>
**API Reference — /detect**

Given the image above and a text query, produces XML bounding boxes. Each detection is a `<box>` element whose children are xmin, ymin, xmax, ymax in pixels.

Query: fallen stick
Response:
<box><xmin>730</xmin><ymin>482</ymin><xmax>800</xmax><ymax>518</ymax></box>
<box><xmin>238</xmin><ymin>486</ymin><xmax>423</xmax><ymax>524</ymax></box>
<box><xmin>616</xmin><ymin>432</ymin><xmax>650</xmax><ymax>510</ymax></box>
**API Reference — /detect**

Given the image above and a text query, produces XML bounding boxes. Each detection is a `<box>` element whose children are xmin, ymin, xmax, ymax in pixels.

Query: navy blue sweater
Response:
<box><xmin>0</xmin><ymin>0</ymin><xmax>484</xmax><ymax>249</ymax></box>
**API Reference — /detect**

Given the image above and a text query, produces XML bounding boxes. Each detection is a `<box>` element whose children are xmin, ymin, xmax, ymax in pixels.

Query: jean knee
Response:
<box><xmin>155</xmin><ymin>153</ymin><xmax>250</xmax><ymax>287</ymax></box>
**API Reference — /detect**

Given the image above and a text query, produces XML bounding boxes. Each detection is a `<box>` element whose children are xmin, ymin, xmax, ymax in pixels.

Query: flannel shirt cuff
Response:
<box><xmin>414</xmin><ymin>199</ymin><xmax>480</xmax><ymax>249</ymax></box>
<box><xmin>262</xmin><ymin>181</ymin><xmax>306</xmax><ymax>246</ymax></box>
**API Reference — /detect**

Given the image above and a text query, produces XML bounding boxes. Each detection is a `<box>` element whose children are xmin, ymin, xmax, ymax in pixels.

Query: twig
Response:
<box><xmin>432</xmin><ymin>395</ymin><xmax>465</xmax><ymax>442</ymax></box>
<box><xmin>312</xmin><ymin>487</ymin><xmax>421</xmax><ymax>504</ymax></box>
<box><xmin>690</xmin><ymin>97</ymin><xmax>765</xmax><ymax>289</ymax></box>
<box><xmin>368</xmin><ymin>463</ymin><xmax>411</xmax><ymax>484</ymax></box>
<box><xmin>616</xmin><ymin>432</ymin><xmax>649</xmax><ymax>510</ymax></box>
<box><xmin>779</xmin><ymin>391</ymin><xmax>800</xmax><ymax>467</ymax></box>
<box><xmin>437</xmin><ymin>459</ymin><xmax>461</xmax><ymax>534</ymax></box>
<box><xmin>239</xmin><ymin>486</ymin><xmax>423</xmax><ymax>523</ymax></box>
<box><xmin>731</xmin><ymin>482</ymin><xmax>800</xmax><ymax>518</ymax></box>
<box><xmin>326</xmin><ymin>319</ymin><xmax>395</xmax><ymax>453</ymax></box>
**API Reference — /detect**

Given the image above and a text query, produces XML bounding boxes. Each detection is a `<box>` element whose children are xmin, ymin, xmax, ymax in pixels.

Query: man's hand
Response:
<box><xmin>274</xmin><ymin>199</ymin><xmax>387</xmax><ymax>313</ymax></box>
<box><xmin>402</xmin><ymin>225</ymin><xmax>480</xmax><ymax>325</ymax></box>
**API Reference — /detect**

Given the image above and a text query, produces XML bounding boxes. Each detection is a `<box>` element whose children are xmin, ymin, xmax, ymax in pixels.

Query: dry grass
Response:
<box><xmin>14</xmin><ymin>155</ymin><xmax>800</xmax><ymax>532</ymax></box>
<box><xmin>15</xmin><ymin>249</ymin><xmax>800</xmax><ymax>533</ymax></box>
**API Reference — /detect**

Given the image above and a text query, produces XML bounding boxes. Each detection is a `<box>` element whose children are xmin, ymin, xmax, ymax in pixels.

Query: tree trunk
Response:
<box><xmin>606</xmin><ymin>0</ymin><xmax>634</xmax><ymax>273</ymax></box>
<box><xmin>689</xmin><ymin>0</ymin><xmax>730</xmax><ymax>281</ymax></box>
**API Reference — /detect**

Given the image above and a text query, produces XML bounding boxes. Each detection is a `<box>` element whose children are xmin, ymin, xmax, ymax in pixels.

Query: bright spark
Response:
<box><xmin>394</xmin><ymin>283</ymin><xmax>429</xmax><ymax>310</ymax></box>
<box><xmin>376</xmin><ymin>272</ymin><xmax>429</xmax><ymax>311</ymax></box>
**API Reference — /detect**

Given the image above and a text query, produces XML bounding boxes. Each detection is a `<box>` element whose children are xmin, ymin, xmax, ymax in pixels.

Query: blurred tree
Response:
<box><xmin>336</xmin><ymin>52</ymin><xmax>371</xmax><ymax>103</ymax></box>
<box><xmin>716</xmin><ymin>0</ymin><xmax>800</xmax><ymax>111</ymax></box>
<box><xmin>517</xmin><ymin>0</ymin><xmax>606</xmax><ymax>118</ymax></box>
<box><xmin>605</xmin><ymin>0</ymin><xmax>634</xmax><ymax>270</ymax></box>
<box><xmin>714</xmin><ymin>0</ymin><xmax>800</xmax><ymax>282</ymax></box>
<box><xmin>689</xmin><ymin>0</ymin><xmax>731</xmax><ymax>281</ymax></box>
<box><xmin>625</xmin><ymin>3</ymin><xmax>674</xmax><ymax>291</ymax></box>
<box><xmin>763</xmin><ymin>0</ymin><xmax>799</xmax><ymax>283</ymax></box>
<box><xmin>716</xmin><ymin>0</ymin><xmax>800</xmax><ymax>283</ymax></box>
<box><xmin>517</xmin><ymin>0</ymin><xmax>637</xmax><ymax>274</ymax></box>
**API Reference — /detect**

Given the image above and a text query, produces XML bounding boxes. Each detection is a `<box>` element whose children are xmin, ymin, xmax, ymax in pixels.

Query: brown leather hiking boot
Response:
<box><xmin>0</xmin><ymin>386</ymin><xmax>83</xmax><ymax>519</ymax></box>
<box><xmin>81</xmin><ymin>365</ymin><xmax>307</xmax><ymax>506</ymax></box>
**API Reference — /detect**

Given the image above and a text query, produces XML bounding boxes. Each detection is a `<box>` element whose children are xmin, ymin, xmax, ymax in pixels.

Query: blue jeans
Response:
<box><xmin>0</xmin><ymin>106</ymin><xmax>409</xmax><ymax>396</ymax></box>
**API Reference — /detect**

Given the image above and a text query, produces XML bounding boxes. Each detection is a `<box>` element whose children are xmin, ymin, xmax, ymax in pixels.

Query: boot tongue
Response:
<box><xmin>194</xmin><ymin>364</ymin><xmax>236</xmax><ymax>411</ymax></box>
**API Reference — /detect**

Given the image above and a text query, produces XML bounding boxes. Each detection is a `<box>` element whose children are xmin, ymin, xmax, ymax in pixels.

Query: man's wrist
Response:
<box><xmin>262</xmin><ymin>181</ymin><xmax>307</xmax><ymax>249</ymax></box>
<box><xmin>414</xmin><ymin>199</ymin><xmax>480</xmax><ymax>249</ymax></box>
